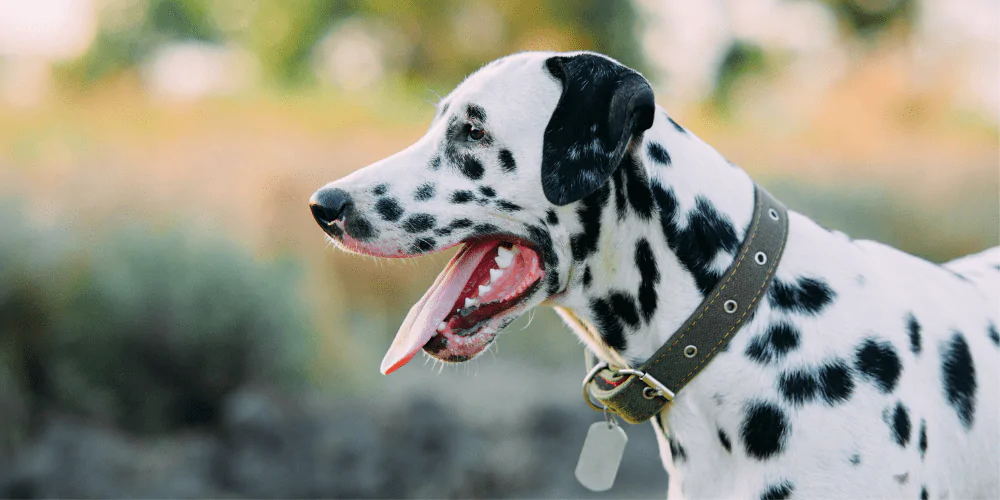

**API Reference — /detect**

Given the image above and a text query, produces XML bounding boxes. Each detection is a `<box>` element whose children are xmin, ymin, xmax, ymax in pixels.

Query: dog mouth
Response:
<box><xmin>380</xmin><ymin>238</ymin><xmax>545</xmax><ymax>374</ymax></box>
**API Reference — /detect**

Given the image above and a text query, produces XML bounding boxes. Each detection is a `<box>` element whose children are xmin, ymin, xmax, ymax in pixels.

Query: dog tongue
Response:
<box><xmin>380</xmin><ymin>241</ymin><xmax>496</xmax><ymax>374</ymax></box>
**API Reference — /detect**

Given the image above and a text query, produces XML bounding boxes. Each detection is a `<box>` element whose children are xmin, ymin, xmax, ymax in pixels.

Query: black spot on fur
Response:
<box><xmin>760</xmin><ymin>480</ymin><xmax>794</xmax><ymax>500</ymax></box>
<box><xmin>768</xmin><ymin>277</ymin><xmax>836</xmax><ymax>316</ymax></box>
<box><xmin>546</xmin><ymin>270</ymin><xmax>560</xmax><ymax>296</ymax></box>
<box><xmin>849</xmin><ymin>453</ymin><xmax>861</xmax><ymax>466</ymax></box>
<box><xmin>409</xmin><ymin>236</ymin><xmax>436</xmax><ymax>254</ymax></box>
<box><xmin>403</xmin><ymin>213</ymin><xmax>436</xmax><ymax>233</ymax></box>
<box><xmin>545</xmin><ymin>209</ymin><xmax>559</xmax><ymax>225</ymax></box>
<box><xmin>590</xmin><ymin>297</ymin><xmax>626</xmax><ymax>352</ymax></box>
<box><xmin>918</xmin><ymin>419</ymin><xmax>927</xmax><ymax>459</ymax></box>
<box><xmin>778</xmin><ymin>359</ymin><xmax>854</xmax><ymax>407</ymax></box>
<box><xmin>885</xmin><ymin>401</ymin><xmax>911</xmax><ymax>447</ymax></box>
<box><xmin>745</xmin><ymin>322</ymin><xmax>800</xmax><ymax>365</ymax></box>
<box><xmin>920</xmin><ymin>486</ymin><xmax>928</xmax><ymax>500</ymax></box>
<box><xmin>478</xmin><ymin>186</ymin><xmax>495</xmax><ymax>198</ymax></box>
<box><xmin>466</xmin><ymin>103</ymin><xmax>486</xmax><ymax>121</ymax></box>
<box><xmin>741</xmin><ymin>400</ymin><xmax>788</xmax><ymax>460</ymax></box>
<box><xmin>471</xmin><ymin>223</ymin><xmax>498</xmax><ymax>236</ymax></box>
<box><xmin>459</xmin><ymin>156</ymin><xmax>485</xmax><ymax>180</ymax></box>
<box><xmin>450</xmin><ymin>218</ymin><xmax>473</xmax><ymax>229</ymax></box>
<box><xmin>414</xmin><ymin>183</ymin><xmax>436</xmax><ymax>201</ymax></box>
<box><xmin>668</xmin><ymin>435</ymin><xmax>688</xmax><ymax>463</ymax></box>
<box><xmin>375</xmin><ymin>197</ymin><xmax>403</xmax><ymax>222</ymax></box>
<box><xmin>429</xmin><ymin>156</ymin><xmax>441</xmax><ymax>170</ymax></box>
<box><xmin>612</xmin><ymin>166</ymin><xmax>628</xmax><ymax>221</ymax></box>
<box><xmin>608</xmin><ymin>292</ymin><xmax>640</xmax><ymax>328</ymax></box>
<box><xmin>894</xmin><ymin>472</ymin><xmax>909</xmax><ymax>485</ymax></box>
<box><xmin>570</xmin><ymin>184</ymin><xmax>609</xmax><ymax>262</ymax></box>
<box><xmin>525</xmin><ymin>224</ymin><xmax>556</xmax><ymax>266</ymax></box>
<box><xmin>608</xmin><ymin>154</ymin><xmax>653</xmax><ymax>221</ymax></box>
<box><xmin>652</xmin><ymin>185</ymin><xmax>740</xmax><ymax>296</ymax></box>
<box><xmin>635</xmin><ymin>238</ymin><xmax>660</xmax><ymax>322</ymax></box>
<box><xmin>818</xmin><ymin>360</ymin><xmax>855</xmax><ymax>404</ymax></box>
<box><xmin>854</xmin><ymin>338</ymin><xmax>902</xmax><ymax>393</ymax></box>
<box><xmin>668</xmin><ymin>116</ymin><xmax>686</xmax><ymax>134</ymax></box>
<box><xmin>941</xmin><ymin>332</ymin><xmax>977</xmax><ymax>430</ymax></box>
<box><xmin>622</xmin><ymin>154</ymin><xmax>654</xmax><ymax>220</ymax></box>
<box><xmin>718</xmin><ymin>429</ymin><xmax>732</xmax><ymax>453</ymax></box>
<box><xmin>433</xmin><ymin>227</ymin><xmax>452</xmax><ymax>237</ymax></box>
<box><xmin>450</xmin><ymin>190</ymin><xmax>475</xmax><ymax>204</ymax></box>
<box><xmin>907</xmin><ymin>313</ymin><xmax>922</xmax><ymax>355</ymax></box>
<box><xmin>647</xmin><ymin>141</ymin><xmax>671</xmax><ymax>166</ymax></box>
<box><xmin>495</xmin><ymin>200</ymin><xmax>522</xmax><ymax>212</ymax></box>
<box><xmin>372</xmin><ymin>184</ymin><xmax>388</xmax><ymax>196</ymax></box>
<box><xmin>498</xmin><ymin>149</ymin><xmax>516</xmax><ymax>173</ymax></box>
<box><xmin>524</xmin><ymin>225</ymin><xmax>558</xmax><ymax>296</ymax></box>
<box><xmin>582</xmin><ymin>266</ymin><xmax>592</xmax><ymax>288</ymax></box>
<box><xmin>778</xmin><ymin>370</ymin><xmax>818</xmax><ymax>406</ymax></box>
<box><xmin>344</xmin><ymin>216</ymin><xmax>376</xmax><ymax>241</ymax></box>
<box><xmin>988</xmin><ymin>322</ymin><xmax>999</xmax><ymax>347</ymax></box>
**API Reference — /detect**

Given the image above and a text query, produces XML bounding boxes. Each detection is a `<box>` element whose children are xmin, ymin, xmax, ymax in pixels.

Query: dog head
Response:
<box><xmin>310</xmin><ymin>51</ymin><xmax>655</xmax><ymax>373</ymax></box>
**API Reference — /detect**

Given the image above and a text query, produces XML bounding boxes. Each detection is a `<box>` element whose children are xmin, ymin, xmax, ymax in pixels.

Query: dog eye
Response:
<box><xmin>466</xmin><ymin>125</ymin><xmax>486</xmax><ymax>142</ymax></box>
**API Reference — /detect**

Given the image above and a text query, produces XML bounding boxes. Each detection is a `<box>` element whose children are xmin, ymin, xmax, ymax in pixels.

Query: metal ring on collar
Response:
<box><xmin>724</xmin><ymin>299</ymin><xmax>738</xmax><ymax>313</ymax></box>
<box><xmin>581</xmin><ymin>361</ymin><xmax>610</xmax><ymax>412</ymax></box>
<box><xmin>754</xmin><ymin>251</ymin><xmax>767</xmax><ymax>265</ymax></box>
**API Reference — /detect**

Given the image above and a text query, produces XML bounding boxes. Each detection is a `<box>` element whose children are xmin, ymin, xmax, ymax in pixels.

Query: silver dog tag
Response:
<box><xmin>575</xmin><ymin>420</ymin><xmax>628</xmax><ymax>491</ymax></box>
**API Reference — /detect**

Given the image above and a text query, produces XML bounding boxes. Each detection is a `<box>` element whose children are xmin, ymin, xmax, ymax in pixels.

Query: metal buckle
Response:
<box><xmin>616</xmin><ymin>368</ymin><xmax>675</xmax><ymax>402</ymax></box>
<box><xmin>581</xmin><ymin>362</ymin><xmax>675</xmax><ymax>413</ymax></box>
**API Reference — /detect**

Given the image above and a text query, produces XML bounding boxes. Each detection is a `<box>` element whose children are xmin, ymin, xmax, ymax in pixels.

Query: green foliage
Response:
<box><xmin>0</xmin><ymin>200</ymin><xmax>63</xmax><ymax>455</ymax></box>
<box><xmin>712</xmin><ymin>41</ymin><xmax>772</xmax><ymax>114</ymax></box>
<box><xmin>61</xmin><ymin>0</ymin><xmax>642</xmax><ymax>88</ymax></box>
<box><xmin>63</xmin><ymin>0</ymin><xmax>222</xmax><ymax>83</ymax></box>
<box><xmin>0</xmin><ymin>200</ymin><xmax>313</xmax><ymax>434</ymax></box>
<box><xmin>818</xmin><ymin>0</ymin><xmax>915</xmax><ymax>37</ymax></box>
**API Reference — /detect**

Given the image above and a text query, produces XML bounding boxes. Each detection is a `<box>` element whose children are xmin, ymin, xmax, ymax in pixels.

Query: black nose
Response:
<box><xmin>309</xmin><ymin>187</ymin><xmax>353</xmax><ymax>227</ymax></box>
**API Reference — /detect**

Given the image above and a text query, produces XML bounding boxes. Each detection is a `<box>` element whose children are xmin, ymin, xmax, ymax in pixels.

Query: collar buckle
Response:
<box><xmin>582</xmin><ymin>362</ymin><xmax>675</xmax><ymax>413</ymax></box>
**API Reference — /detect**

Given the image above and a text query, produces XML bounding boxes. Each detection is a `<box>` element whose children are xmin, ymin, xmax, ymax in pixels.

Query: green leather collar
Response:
<box><xmin>583</xmin><ymin>185</ymin><xmax>789</xmax><ymax>424</ymax></box>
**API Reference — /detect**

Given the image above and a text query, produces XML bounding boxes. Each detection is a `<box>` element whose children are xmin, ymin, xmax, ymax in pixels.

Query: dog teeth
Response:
<box><xmin>478</xmin><ymin>284</ymin><xmax>491</xmax><ymax>296</ymax></box>
<box><xmin>495</xmin><ymin>247</ymin><xmax>514</xmax><ymax>268</ymax></box>
<box><xmin>437</xmin><ymin>322</ymin><xmax>447</xmax><ymax>332</ymax></box>
<box><xmin>464</xmin><ymin>297</ymin><xmax>478</xmax><ymax>308</ymax></box>
<box><xmin>489</xmin><ymin>268</ymin><xmax>503</xmax><ymax>282</ymax></box>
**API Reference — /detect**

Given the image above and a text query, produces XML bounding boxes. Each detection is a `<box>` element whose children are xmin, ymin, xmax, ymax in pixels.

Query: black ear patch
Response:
<box><xmin>541</xmin><ymin>54</ymin><xmax>655</xmax><ymax>206</ymax></box>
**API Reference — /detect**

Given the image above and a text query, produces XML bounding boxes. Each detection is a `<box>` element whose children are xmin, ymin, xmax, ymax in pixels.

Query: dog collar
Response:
<box><xmin>582</xmin><ymin>184</ymin><xmax>789</xmax><ymax>424</ymax></box>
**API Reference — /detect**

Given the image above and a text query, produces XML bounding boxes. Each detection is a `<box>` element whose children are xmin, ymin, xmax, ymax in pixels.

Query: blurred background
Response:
<box><xmin>0</xmin><ymin>0</ymin><xmax>996</xmax><ymax>498</ymax></box>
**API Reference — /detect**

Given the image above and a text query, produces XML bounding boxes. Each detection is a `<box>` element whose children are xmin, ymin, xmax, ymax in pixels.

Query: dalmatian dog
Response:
<box><xmin>309</xmin><ymin>51</ymin><xmax>999</xmax><ymax>499</ymax></box>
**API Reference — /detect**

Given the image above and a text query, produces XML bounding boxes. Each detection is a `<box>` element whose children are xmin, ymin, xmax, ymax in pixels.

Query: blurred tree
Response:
<box><xmin>712</xmin><ymin>41</ymin><xmax>771</xmax><ymax>114</ymax></box>
<box><xmin>816</xmin><ymin>0</ymin><xmax>916</xmax><ymax>37</ymax></box>
<box><xmin>64</xmin><ymin>0</ymin><xmax>222</xmax><ymax>83</ymax></box>
<box><xmin>60</xmin><ymin>0</ymin><xmax>642</xmax><ymax>89</ymax></box>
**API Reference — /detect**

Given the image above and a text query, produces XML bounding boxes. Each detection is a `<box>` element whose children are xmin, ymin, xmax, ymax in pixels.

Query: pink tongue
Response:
<box><xmin>380</xmin><ymin>242</ymin><xmax>496</xmax><ymax>374</ymax></box>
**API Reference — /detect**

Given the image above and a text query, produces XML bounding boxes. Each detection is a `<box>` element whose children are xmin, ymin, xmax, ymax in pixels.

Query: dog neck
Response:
<box><xmin>553</xmin><ymin>107</ymin><xmax>757</xmax><ymax>366</ymax></box>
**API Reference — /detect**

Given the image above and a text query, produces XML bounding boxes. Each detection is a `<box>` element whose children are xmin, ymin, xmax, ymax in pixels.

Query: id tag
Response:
<box><xmin>575</xmin><ymin>421</ymin><xmax>628</xmax><ymax>492</ymax></box>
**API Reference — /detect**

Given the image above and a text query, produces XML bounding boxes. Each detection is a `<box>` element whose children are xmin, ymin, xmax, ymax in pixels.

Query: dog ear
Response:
<box><xmin>541</xmin><ymin>54</ymin><xmax>655</xmax><ymax>206</ymax></box>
